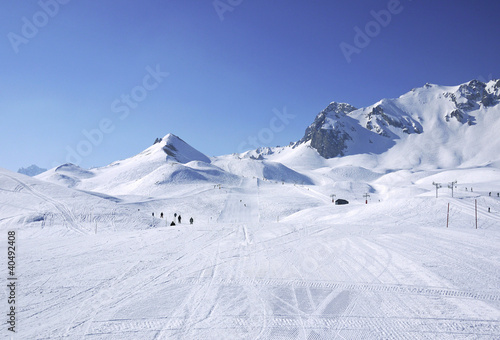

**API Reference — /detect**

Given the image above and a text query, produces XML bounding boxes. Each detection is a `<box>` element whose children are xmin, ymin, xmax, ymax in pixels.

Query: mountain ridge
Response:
<box><xmin>18</xmin><ymin>164</ymin><xmax>47</xmax><ymax>177</ymax></box>
<box><xmin>298</xmin><ymin>79</ymin><xmax>500</xmax><ymax>160</ymax></box>
<box><xmin>35</xmin><ymin>79</ymin><xmax>500</xmax><ymax>195</ymax></box>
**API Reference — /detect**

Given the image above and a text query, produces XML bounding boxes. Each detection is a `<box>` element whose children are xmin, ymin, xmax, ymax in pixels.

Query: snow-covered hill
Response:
<box><xmin>37</xmin><ymin>133</ymin><xmax>239</xmax><ymax>195</ymax></box>
<box><xmin>0</xmin><ymin>168</ymin><xmax>153</xmax><ymax>234</ymax></box>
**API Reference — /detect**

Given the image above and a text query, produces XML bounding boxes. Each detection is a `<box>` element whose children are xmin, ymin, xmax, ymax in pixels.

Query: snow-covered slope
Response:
<box><xmin>212</xmin><ymin>155</ymin><xmax>314</xmax><ymax>185</ymax></box>
<box><xmin>3</xmin><ymin>159</ymin><xmax>500</xmax><ymax>339</ymax></box>
<box><xmin>0</xmin><ymin>167</ymin><xmax>153</xmax><ymax>234</ymax></box>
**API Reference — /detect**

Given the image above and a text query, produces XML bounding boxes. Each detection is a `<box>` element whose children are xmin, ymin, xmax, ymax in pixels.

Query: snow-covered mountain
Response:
<box><xmin>296</xmin><ymin>79</ymin><xmax>500</xmax><ymax>168</ymax></box>
<box><xmin>154</xmin><ymin>134</ymin><xmax>211</xmax><ymax>164</ymax></box>
<box><xmin>36</xmin><ymin>79</ymin><xmax>500</xmax><ymax>195</ymax></box>
<box><xmin>37</xmin><ymin>133</ymin><xmax>238</xmax><ymax>195</ymax></box>
<box><xmin>18</xmin><ymin>164</ymin><xmax>47</xmax><ymax>176</ymax></box>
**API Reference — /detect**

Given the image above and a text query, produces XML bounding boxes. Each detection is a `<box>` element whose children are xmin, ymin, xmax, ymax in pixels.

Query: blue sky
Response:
<box><xmin>1</xmin><ymin>0</ymin><xmax>499</xmax><ymax>171</ymax></box>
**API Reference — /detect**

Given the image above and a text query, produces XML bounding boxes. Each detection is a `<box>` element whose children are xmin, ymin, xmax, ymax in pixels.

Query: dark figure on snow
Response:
<box><xmin>489</xmin><ymin>192</ymin><xmax>492</xmax><ymax>197</ymax></box>
<box><xmin>160</xmin><ymin>212</ymin><xmax>164</xmax><ymax>218</ymax></box>
<box><xmin>170</xmin><ymin>221</ymin><xmax>176</xmax><ymax>226</ymax></box>
<box><xmin>174</xmin><ymin>213</ymin><xmax>177</xmax><ymax>218</ymax></box>
<box><xmin>178</xmin><ymin>215</ymin><xmax>182</xmax><ymax>224</ymax></box>
<box><xmin>152</xmin><ymin>212</ymin><xmax>154</xmax><ymax>217</ymax></box>
<box><xmin>190</xmin><ymin>217</ymin><xmax>194</xmax><ymax>225</ymax></box>
<box><xmin>498</xmin><ymin>193</ymin><xmax>500</xmax><ymax>197</ymax></box>
<box><xmin>488</xmin><ymin>207</ymin><xmax>491</xmax><ymax>213</ymax></box>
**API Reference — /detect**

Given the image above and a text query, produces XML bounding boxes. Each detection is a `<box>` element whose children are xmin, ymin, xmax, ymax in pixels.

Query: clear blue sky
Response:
<box><xmin>1</xmin><ymin>0</ymin><xmax>499</xmax><ymax>171</ymax></box>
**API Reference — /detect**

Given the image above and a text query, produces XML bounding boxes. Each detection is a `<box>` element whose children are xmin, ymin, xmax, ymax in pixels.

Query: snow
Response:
<box><xmin>2</xmin><ymin>80</ymin><xmax>500</xmax><ymax>339</ymax></box>
<box><xmin>2</xmin><ymin>158</ymin><xmax>500</xmax><ymax>338</ymax></box>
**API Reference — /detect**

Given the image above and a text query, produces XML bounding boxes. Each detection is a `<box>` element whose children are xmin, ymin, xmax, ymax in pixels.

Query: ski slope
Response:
<box><xmin>1</xmin><ymin>165</ymin><xmax>500</xmax><ymax>339</ymax></box>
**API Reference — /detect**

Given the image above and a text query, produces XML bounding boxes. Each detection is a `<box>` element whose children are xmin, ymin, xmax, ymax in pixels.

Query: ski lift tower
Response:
<box><xmin>432</xmin><ymin>182</ymin><xmax>442</xmax><ymax>198</ymax></box>
<box><xmin>448</xmin><ymin>180</ymin><xmax>457</xmax><ymax>198</ymax></box>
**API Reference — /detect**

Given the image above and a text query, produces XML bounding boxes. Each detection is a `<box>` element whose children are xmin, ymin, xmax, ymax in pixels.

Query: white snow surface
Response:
<box><xmin>2</xmin><ymin>81</ymin><xmax>500</xmax><ymax>339</ymax></box>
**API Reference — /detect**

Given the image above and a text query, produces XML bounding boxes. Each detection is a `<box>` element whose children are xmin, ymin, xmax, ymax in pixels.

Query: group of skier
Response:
<box><xmin>152</xmin><ymin>212</ymin><xmax>194</xmax><ymax>226</ymax></box>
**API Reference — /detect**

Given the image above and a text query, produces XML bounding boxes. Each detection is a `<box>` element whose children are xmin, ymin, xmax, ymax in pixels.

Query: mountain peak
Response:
<box><xmin>147</xmin><ymin>133</ymin><xmax>210</xmax><ymax>164</ymax></box>
<box><xmin>299</xmin><ymin>101</ymin><xmax>359</xmax><ymax>158</ymax></box>
<box><xmin>161</xmin><ymin>133</ymin><xmax>182</xmax><ymax>142</ymax></box>
<box><xmin>323</xmin><ymin>102</ymin><xmax>358</xmax><ymax>116</ymax></box>
<box><xmin>18</xmin><ymin>164</ymin><xmax>47</xmax><ymax>177</ymax></box>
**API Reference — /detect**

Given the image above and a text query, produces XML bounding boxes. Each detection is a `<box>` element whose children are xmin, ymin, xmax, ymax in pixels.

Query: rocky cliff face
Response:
<box><xmin>363</xmin><ymin>103</ymin><xmax>423</xmax><ymax>137</ymax></box>
<box><xmin>443</xmin><ymin>79</ymin><xmax>500</xmax><ymax>125</ymax></box>
<box><xmin>299</xmin><ymin>102</ymin><xmax>358</xmax><ymax>158</ymax></box>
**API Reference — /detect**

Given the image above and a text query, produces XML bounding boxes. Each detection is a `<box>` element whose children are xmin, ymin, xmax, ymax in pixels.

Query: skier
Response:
<box><xmin>160</xmin><ymin>212</ymin><xmax>164</xmax><ymax>218</ymax></box>
<box><xmin>488</xmin><ymin>207</ymin><xmax>491</xmax><ymax>213</ymax></box>
<box><xmin>174</xmin><ymin>213</ymin><xmax>177</xmax><ymax>218</ymax></box>
<box><xmin>178</xmin><ymin>215</ymin><xmax>182</xmax><ymax>224</ymax></box>
<box><xmin>152</xmin><ymin>212</ymin><xmax>154</xmax><ymax>217</ymax></box>
<box><xmin>170</xmin><ymin>221</ymin><xmax>176</xmax><ymax>226</ymax></box>
<box><xmin>190</xmin><ymin>217</ymin><xmax>194</xmax><ymax>225</ymax></box>
<box><xmin>489</xmin><ymin>192</ymin><xmax>492</xmax><ymax>197</ymax></box>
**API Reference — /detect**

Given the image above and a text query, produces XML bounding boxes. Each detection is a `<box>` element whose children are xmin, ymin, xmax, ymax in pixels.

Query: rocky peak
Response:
<box><xmin>18</xmin><ymin>164</ymin><xmax>47</xmax><ymax>177</ymax></box>
<box><xmin>364</xmin><ymin>104</ymin><xmax>422</xmax><ymax>137</ymax></box>
<box><xmin>322</xmin><ymin>102</ymin><xmax>357</xmax><ymax>117</ymax></box>
<box><xmin>299</xmin><ymin>102</ymin><xmax>358</xmax><ymax>159</ymax></box>
<box><xmin>444</xmin><ymin>79</ymin><xmax>499</xmax><ymax>112</ymax></box>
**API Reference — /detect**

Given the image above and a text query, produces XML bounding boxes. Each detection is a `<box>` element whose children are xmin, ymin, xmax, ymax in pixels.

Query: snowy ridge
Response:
<box><xmin>295</xmin><ymin>79</ymin><xmax>500</xmax><ymax>169</ymax></box>
<box><xmin>156</xmin><ymin>133</ymin><xmax>211</xmax><ymax>164</ymax></box>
